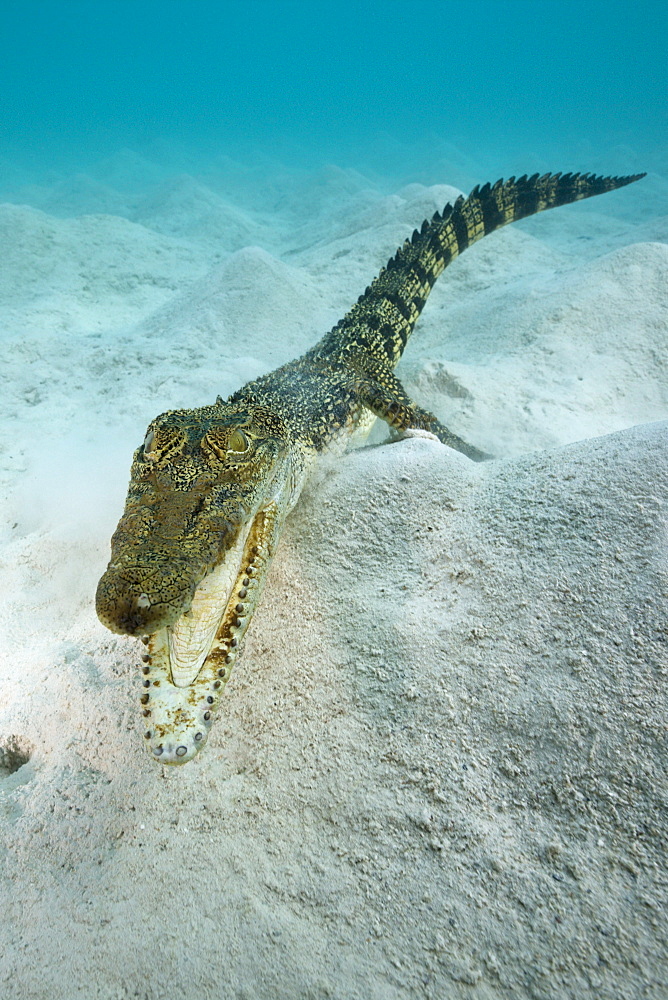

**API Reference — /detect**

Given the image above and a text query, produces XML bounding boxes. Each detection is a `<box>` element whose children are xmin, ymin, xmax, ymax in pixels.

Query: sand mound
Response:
<box><xmin>0</xmin><ymin>423</ymin><xmax>666</xmax><ymax>998</ymax></box>
<box><xmin>0</xmin><ymin>156</ymin><xmax>666</xmax><ymax>999</ymax></box>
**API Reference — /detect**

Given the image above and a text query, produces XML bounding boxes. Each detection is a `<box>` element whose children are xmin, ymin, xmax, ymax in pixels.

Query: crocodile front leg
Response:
<box><xmin>353</xmin><ymin>365</ymin><xmax>492</xmax><ymax>462</ymax></box>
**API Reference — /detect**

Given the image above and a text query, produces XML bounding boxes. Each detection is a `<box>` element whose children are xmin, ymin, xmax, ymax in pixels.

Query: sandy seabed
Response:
<box><xmin>0</xmin><ymin>150</ymin><xmax>666</xmax><ymax>999</ymax></box>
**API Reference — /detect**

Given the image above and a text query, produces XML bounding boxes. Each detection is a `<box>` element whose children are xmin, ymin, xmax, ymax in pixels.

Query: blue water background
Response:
<box><xmin>1</xmin><ymin>0</ymin><xmax>666</xmax><ymax>188</ymax></box>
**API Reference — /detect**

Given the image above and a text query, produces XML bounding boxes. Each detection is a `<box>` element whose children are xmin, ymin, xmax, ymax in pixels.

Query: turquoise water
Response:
<box><xmin>1</xmin><ymin>0</ymin><xmax>666</xmax><ymax>182</ymax></box>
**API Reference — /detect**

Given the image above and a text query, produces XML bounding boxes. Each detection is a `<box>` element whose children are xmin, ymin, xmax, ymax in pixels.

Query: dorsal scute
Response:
<box><xmin>310</xmin><ymin>169</ymin><xmax>646</xmax><ymax>369</ymax></box>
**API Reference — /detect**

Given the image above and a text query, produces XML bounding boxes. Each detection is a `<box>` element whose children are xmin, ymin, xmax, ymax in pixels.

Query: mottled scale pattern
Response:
<box><xmin>228</xmin><ymin>172</ymin><xmax>645</xmax><ymax>458</ymax></box>
<box><xmin>309</xmin><ymin>172</ymin><xmax>644</xmax><ymax>376</ymax></box>
<box><xmin>96</xmin><ymin>169</ymin><xmax>645</xmax><ymax>763</ymax></box>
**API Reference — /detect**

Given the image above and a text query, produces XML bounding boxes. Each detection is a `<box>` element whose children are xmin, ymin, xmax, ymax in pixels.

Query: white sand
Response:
<box><xmin>0</xmin><ymin>153</ymin><xmax>666</xmax><ymax>999</ymax></box>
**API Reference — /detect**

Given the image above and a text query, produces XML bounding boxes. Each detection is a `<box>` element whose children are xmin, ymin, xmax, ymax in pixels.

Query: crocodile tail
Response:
<box><xmin>313</xmin><ymin>171</ymin><xmax>646</xmax><ymax>368</ymax></box>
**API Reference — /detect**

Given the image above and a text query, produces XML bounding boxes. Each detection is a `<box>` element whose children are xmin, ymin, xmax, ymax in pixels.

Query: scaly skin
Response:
<box><xmin>96</xmin><ymin>171</ymin><xmax>645</xmax><ymax>764</ymax></box>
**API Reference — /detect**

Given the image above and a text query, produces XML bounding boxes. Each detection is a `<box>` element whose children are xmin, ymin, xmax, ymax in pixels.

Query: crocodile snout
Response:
<box><xmin>95</xmin><ymin>567</ymin><xmax>190</xmax><ymax>637</ymax></box>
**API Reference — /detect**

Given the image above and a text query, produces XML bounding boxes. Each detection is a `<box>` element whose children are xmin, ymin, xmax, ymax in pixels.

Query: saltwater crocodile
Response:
<box><xmin>96</xmin><ymin>170</ymin><xmax>645</xmax><ymax>764</ymax></box>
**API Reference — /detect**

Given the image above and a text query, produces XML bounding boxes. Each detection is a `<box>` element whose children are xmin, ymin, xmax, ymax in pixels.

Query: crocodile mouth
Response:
<box><xmin>140</xmin><ymin>502</ymin><xmax>280</xmax><ymax>765</ymax></box>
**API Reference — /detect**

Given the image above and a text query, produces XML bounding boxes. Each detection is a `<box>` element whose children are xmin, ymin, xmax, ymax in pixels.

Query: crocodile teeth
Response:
<box><xmin>141</xmin><ymin>503</ymin><xmax>281</xmax><ymax>765</ymax></box>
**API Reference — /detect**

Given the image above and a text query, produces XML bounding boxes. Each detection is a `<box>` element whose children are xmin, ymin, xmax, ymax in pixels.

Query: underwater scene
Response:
<box><xmin>0</xmin><ymin>1</ymin><xmax>666</xmax><ymax>997</ymax></box>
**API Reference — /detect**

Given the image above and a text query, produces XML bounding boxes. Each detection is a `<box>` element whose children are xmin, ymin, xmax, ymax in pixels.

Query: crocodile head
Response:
<box><xmin>96</xmin><ymin>399</ymin><xmax>294</xmax><ymax>764</ymax></box>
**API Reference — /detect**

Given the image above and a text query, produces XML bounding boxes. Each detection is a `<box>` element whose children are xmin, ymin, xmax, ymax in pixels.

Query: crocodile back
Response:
<box><xmin>310</xmin><ymin>171</ymin><xmax>645</xmax><ymax>370</ymax></box>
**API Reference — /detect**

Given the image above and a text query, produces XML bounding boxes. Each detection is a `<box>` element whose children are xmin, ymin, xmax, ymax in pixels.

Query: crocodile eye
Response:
<box><xmin>201</xmin><ymin>427</ymin><xmax>250</xmax><ymax>461</ymax></box>
<box><xmin>228</xmin><ymin>429</ymin><xmax>249</xmax><ymax>453</ymax></box>
<box><xmin>143</xmin><ymin>429</ymin><xmax>156</xmax><ymax>456</ymax></box>
<box><xmin>142</xmin><ymin>425</ymin><xmax>186</xmax><ymax>463</ymax></box>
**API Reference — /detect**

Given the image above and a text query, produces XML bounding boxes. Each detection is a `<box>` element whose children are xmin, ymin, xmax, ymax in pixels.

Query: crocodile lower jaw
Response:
<box><xmin>139</xmin><ymin>503</ymin><xmax>280</xmax><ymax>764</ymax></box>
